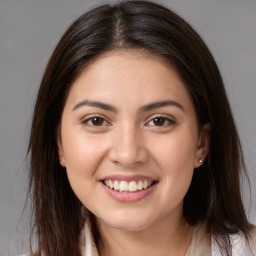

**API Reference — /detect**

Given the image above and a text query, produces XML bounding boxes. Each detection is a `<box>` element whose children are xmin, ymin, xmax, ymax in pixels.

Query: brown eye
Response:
<box><xmin>146</xmin><ymin>116</ymin><xmax>175</xmax><ymax>127</ymax></box>
<box><xmin>91</xmin><ymin>117</ymin><xmax>104</xmax><ymax>126</ymax></box>
<box><xmin>153</xmin><ymin>118</ymin><xmax>165</xmax><ymax>126</ymax></box>
<box><xmin>83</xmin><ymin>116</ymin><xmax>108</xmax><ymax>127</ymax></box>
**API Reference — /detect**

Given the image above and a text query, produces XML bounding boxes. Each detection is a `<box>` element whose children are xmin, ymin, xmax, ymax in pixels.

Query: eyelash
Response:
<box><xmin>82</xmin><ymin>115</ymin><xmax>176</xmax><ymax>128</ymax></box>
<box><xmin>82</xmin><ymin>116</ymin><xmax>110</xmax><ymax>127</ymax></box>
<box><xmin>146</xmin><ymin>116</ymin><xmax>176</xmax><ymax>127</ymax></box>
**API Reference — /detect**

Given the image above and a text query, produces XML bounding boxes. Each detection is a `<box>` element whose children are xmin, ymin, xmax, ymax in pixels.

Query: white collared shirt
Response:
<box><xmin>80</xmin><ymin>220</ymin><xmax>256</xmax><ymax>256</ymax></box>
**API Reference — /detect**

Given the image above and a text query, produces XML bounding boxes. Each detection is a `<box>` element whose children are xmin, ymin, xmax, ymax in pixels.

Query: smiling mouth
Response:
<box><xmin>102</xmin><ymin>180</ymin><xmax>156</xmax><ymax>193</ymax></box>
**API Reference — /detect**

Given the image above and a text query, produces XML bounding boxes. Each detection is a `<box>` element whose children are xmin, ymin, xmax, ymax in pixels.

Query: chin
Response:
<box><xmin>101</xmin><ymin>214</ymin><xmax>154</xmax><ymax>232</ymax></box>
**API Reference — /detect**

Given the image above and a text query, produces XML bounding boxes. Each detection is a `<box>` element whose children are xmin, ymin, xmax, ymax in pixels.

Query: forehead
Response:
<box><xmin>65</xmin><ymin>50</ymin><xmax>194</xmax><ymax>112</ymax></box>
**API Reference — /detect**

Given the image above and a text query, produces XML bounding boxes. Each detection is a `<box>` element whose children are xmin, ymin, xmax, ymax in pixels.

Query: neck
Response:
<box><xmin>95</xmin><ymin>214</ymin><xmax>194</xmax><ymax>256</ymax></box>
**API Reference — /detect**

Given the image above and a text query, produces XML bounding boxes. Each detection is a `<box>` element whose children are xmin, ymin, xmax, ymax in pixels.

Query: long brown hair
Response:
<box><xmin>28</xmin><ymin>1</ymin><xmax>252</xmax><ymax>255</ymax></box>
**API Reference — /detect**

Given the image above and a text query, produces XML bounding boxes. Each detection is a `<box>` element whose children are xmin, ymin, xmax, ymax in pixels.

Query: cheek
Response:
<box><xmin>61</xmin><ymin>131</ymin><xmax>110</xmax><ymax>205</ymax></box>
<box><xmin>61</xmin><ymin>128</ymin><xmax>109</xmax><ymax>183</ymax></box>
<box><xmin>149</xmin><ymin>130</ymin><xmax>197</xmax><ymax>198</ymax></box>
<box><xmin>63</xmin><ymin>129</ymin><xmax>98</xmax><ymax>163</ymax></box>
<box><xmin>150</xmin><ymin>129</ymin><xmax>197</xmax><ymax>171</ymax></box>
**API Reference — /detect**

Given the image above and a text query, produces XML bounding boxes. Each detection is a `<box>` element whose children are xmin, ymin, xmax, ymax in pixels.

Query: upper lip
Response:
<box><xmin>100</xmin><ymin>174</ymin><xmax>157</xmax><ymax>182</ymax></box>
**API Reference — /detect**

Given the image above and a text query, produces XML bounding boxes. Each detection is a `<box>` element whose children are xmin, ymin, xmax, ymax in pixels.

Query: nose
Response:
<box><xmin>108</xmin><ymin>125</ymin><xmax>148</xmax><ymax>168</ymax></box>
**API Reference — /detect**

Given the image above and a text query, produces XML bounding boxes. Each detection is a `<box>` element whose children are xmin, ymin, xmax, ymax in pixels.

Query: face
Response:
<box><xmin>58</xmin><ymin>50</ymin><xmax>209</xmax><ymax>232</ymax></box>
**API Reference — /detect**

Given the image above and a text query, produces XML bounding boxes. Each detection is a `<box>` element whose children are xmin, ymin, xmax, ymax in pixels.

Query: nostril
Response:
<box><xmin>108</xmin><ymin>146</ymin><xmax>148</xmax><ymax>168</ymax></box>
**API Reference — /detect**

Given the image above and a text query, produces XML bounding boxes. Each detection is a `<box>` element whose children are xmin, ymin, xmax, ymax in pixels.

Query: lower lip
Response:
<box><xmin>101</xmin><ymin>182</ymin><xmax>157</xmax><ymax>202</ymax></box>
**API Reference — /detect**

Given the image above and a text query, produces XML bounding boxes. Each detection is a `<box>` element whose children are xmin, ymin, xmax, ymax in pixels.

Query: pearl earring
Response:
<box><xmin>198</xmin><ymin>159</ymin><xmax>203</xmax><ymax>163</ymax></box>
<box><xmin>59</xmin><ymin>157</ymin><xmax>64</xmax><ymax>164</ymax></box>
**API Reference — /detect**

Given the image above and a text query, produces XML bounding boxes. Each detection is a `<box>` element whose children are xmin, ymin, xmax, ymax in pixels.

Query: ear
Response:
<box><xmin>194</xmin><ymin>123</ymin><xmax>210</xmax><ymax>168</ymax></box>
<box><xmin>57</xmin><ymin>135</ymin><xmax>66</xmax><ymax>168</ymax></box>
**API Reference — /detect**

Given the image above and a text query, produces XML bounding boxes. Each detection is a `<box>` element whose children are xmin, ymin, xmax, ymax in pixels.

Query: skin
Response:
<box><xmin>58</xmin><ymin>50</ymin><xmax>210</xmax><ymax>256</ymax></box>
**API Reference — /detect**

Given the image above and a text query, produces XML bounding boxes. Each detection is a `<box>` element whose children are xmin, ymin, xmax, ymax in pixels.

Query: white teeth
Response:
<box><xmin>114</xmin><ymin>180</ymin><xmax>119</xmax><ymax>190</ymax></box>
<box><xmin>119</xmin><ymin>181</ymin><xmax>128</xmax><ymax>192</ymax></box>
<box><xmin>109</xmin><ymin>180</ymin><xmax>114</xmax><ymax>188</ymax></box>
<box><xmin>137</xmin><ymin>180</ymin><xmax>143</xmax><ymax>190</ymax></box>
<box><xmin>104</xmin><ymin>179</ymin><xmax>154</xmax><ymax>192</ymax></box>
<box><xmin>143</xmin><ymin>180</ymin><xmax>148</xmax><ymax>189</ymax></box>
<box><xmin>128</xmin><ymin>181</ymin><xmax>137</xmax><ymax>192</ymax></box>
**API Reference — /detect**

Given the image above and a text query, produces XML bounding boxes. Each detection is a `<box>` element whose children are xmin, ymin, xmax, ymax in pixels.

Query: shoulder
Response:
<box><xmin>212</xmin><ymin>227</ymin><xmax>256</xmax><ymax>256</ymax></box>
<box><xmin>248</xmin><ymin>226</ymin><xmax>256</xmax><ymax>256</ymax></box>
<box><xmin>229</xmin><ymin>231</ymin><xmax>254</xmax><ymax>256</ymax></box>
<box><xmin>227</xmin><ymin>227</ymin><xmax>256</xmax><ymax>256</ymax></box>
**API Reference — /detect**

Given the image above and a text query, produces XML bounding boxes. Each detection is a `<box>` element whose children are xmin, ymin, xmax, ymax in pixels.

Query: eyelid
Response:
<box><xmin>80</xmin><ymin>114</ymin><xmax>176</xmax><ymax>127</ymax></box>
<box><xmin>145</xmin><ymin>114</ymin><xmax>176</xmax><ymax>126</ymax></box>
<box><xmin>81</xmin><ymin>114</ymin><xmax>111</xmax><ymax>126</ymax></box>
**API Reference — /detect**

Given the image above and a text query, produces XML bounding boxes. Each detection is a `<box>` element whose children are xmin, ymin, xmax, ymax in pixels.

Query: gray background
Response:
<box><xmin>0</xmin><ymin>0</ymin><xmax>255</xmax><ymax>255</ymax></box>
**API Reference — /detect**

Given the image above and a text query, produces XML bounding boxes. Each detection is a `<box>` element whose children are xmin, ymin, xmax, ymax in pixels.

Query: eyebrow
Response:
<box><xmin>139</xmin><ymin>100</ymin><xmax>184</xmax><ymax>112</ymax></box>
<box><xmin>72</xmin><ymin>100</ymin><xmax>118</xmax><ymax>113</ymax></box>
<box><xmin>72</xmin><ymin>99</ymin><xmax>184</xmax><ymax>113</ymax></box>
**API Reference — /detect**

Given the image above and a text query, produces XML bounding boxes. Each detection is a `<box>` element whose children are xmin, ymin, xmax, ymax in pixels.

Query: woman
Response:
<box><xmin>27</xmin><ymin>0</ymin><xmax>256</xmax><ymax>255</ymax></box>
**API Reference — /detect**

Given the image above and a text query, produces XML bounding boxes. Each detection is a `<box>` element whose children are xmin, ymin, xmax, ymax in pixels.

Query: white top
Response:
<box><xmin>20</xmin><ymin>221</ymin><xmax>256</xmax><ymax>256</ymax></box>
<box><xmin>80</xmin><ymin>221</ymin><xmax>256</xmax><ymax>256</ymax></box>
